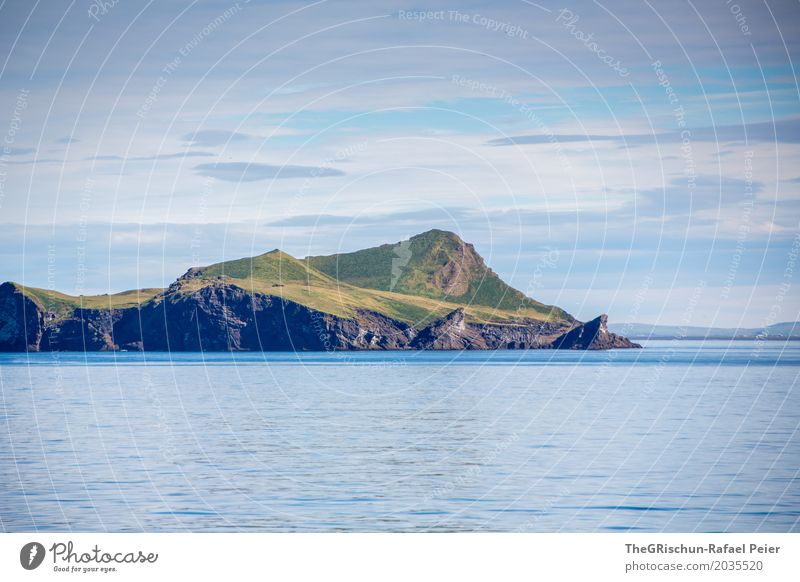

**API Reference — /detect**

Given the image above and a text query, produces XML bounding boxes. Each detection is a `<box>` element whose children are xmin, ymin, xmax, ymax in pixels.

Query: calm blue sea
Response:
<box><xmin>1</xmin><ymin>340</ymin><xmax>798</xmax><ymax>532</ymax></box>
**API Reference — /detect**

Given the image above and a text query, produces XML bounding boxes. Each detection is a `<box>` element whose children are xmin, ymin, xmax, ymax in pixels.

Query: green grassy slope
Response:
<box><xmin>307</xmin><ymin>229</ymin><xmax>572</xmax><ymax>321</ymax></box>
<box><xmin>187</xmin><ymin>246</ymin><xmax>566</xmax><ymax>326</ymax></box>
<box><xmin>10</xmin><ymin>282</ymin><xmax>162</xmax><ymax>318</ymax></box>
<box><xmin>194</xmin><ymin>249</ymin><xmax>331</xmax><ymax>285</ymax></box>
<box><xmin>5</xmin><ymin>230</ymin><xmax>574</xmax><ymax>328</ymax></box>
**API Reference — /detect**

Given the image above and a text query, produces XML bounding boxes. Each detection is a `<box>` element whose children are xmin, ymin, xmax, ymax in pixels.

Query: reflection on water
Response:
<box><xmin>0</xmin><ymin>341</ymin><xmax>798</xmax><ymax>532</ymax></box>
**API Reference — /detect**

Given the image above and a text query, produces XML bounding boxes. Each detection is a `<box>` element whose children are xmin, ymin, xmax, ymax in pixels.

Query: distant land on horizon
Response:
<box><xmin>608</xmin><ymin>322</ymin><xmax>800</xmax><ymax>341</ymax></box>
<box><xmin>0</xmin><ymin>229</ymin><xmax>639</xmax><ymax>352</ymax></box>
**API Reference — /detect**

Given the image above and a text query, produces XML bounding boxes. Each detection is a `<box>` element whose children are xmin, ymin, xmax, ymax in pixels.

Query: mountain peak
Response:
<box><xmin>189</xmin><ymin>248</ymin><xmax>327</xmax><ymax>286</ymax></box>
<box><xmin>307</xmin><ymin>229</ymin><xmax>572</xmax><ymax>321</ymax></box>
<box><xmin>411</xmin><ymin>228</ymin><xmax>463</xmax><ymax>241</ymax></box>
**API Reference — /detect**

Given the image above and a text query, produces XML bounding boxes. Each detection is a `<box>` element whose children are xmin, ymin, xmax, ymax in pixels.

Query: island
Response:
<box><xmin>0</xmin><ymin>230</ymin><xmax>639</xmax><ymax>352</ymax></box>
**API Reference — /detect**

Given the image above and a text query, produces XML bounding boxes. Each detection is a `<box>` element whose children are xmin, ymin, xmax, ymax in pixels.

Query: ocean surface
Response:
<box><xmin>1</xmin><ymin>340</ymin><xmax>798</xmax><ymax>532</ymax></box>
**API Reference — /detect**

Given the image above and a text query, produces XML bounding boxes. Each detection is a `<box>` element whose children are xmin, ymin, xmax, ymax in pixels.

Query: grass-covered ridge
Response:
<box><xmin>4</xmin><ymin>230</ymin><xmax>574</xmax><ymax>327</ymax></box>
<box><xmin>185</xmin><ymin>243</ymin><xmax>568</xmax><ymax>326</ymax></box>
<box><xmin>306</xmin><ymin>229</ymin><xmax>572</xmax><ymax>321</ymax></box>
<box><xmin>9</xmin><ymin>282</ymin><xmax>162</xmax><ymax>317</ymax></box>
<box><xmin>192</xmin><ymin>249</ymin><xmax>331</xmax><ymax>285</ymax></box>
<box><xmin>188</xmin><ymin>230</ymin><xmax>573</xmax><ymax>325</ymax></box>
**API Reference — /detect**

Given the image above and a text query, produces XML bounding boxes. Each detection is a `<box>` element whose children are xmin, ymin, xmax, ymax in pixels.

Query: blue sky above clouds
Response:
<box><xmin>0</xmin><ymin>0</ymin><xmax>798</xmax><ymax>326</ymax></box>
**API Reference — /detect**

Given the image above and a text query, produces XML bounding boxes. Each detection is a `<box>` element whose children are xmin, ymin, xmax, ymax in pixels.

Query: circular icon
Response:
<box><xmin>20</xmin><ymin>542</ymin><xmax>46</xmax><ymax>570</ymax></box>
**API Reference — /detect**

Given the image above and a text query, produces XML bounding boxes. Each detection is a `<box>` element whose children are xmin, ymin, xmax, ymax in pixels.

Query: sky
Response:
<box><xmin>0</xmin><ymin>0</ymin><xmax>798</xmax><ymax>327</ymax></box>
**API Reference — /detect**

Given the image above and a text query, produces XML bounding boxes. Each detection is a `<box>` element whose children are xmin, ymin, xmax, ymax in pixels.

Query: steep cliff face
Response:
<box><xmin>308</xmin><ymin>308</ymin><xmax>415</xmax><ymax>351</ymax></box>
<box><xmin>552</xmin><ymin>314</ymin><xmax>641</xmax><ymax>350</ymax></box>
<box><xmin>113</xmin><ymin>284</ymin><xmax>250</xmax><ymax>351</ymax></box>
<box><xmin>0</xmin><ymin>282</ymin><xmax>45</xmax><ymax>351</ymax></box>
<box><xmin>114</xmin><ymin>288</ymin><xmax>590</xmax><ymax>352</ymax></box>
<box><xmin>110</xmin><ymin>283</ymin><xmax>416</xmax><ymax>351</ymax></box>
<box><xmin>409</xmin><ymin>307</ymin><xmax>472</xmax><ymax>350</ymax></box>
<box><xmin>42</xmin><ymin>308</ymin><xmax>121</xmax><ymax>351</ymax></box>
<box><xmin>408</xmin><ymin>308</ymin><xmax>563</xmax><ymax>350</ymax></box>
<box><xmin>0</xmin><ymin>281</ymin><xmax>638</xmax><ymax>351</ymax></box>
<box><xmin>466</xmin><ymin>318</ymin><xmax>565</xmax><ymax>350</ymax></box>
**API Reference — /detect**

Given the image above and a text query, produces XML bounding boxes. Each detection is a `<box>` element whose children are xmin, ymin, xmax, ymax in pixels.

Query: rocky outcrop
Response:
<box><xmin>431</xmin><ymin>240</ymin><xmax>480</xmax><ymax>296</ymax></box>
<box><xmin>42</xmin><ymin>308</ymin><xmax>122</xmax><ymax>351</ymax></box>
<box><xmin>410</xmin><ymin>307</ymin><xmax>472</xmax><ymax>350</ymax></box>
<box><xmin>551</xmin><ymin>314</ymin><xmax>641</xmax><ymax>350</ymax></box>
<box><xmin>109</xmin><ymin>282</ymin><xmax>416</xmax><ymax>351</ymax></box>
<box><xmin>0</xmin><ymin>282</ymin><xmax>639</xmax><ymax>352</ymax></box>
<box><xmin>409</xmin><ymin>308</ymin><xmax>564</xmax><ymax>350</ymax></box>
<box><xmin>467</xmin><ymin>319</ymin><xmax>565</xmax><ymax>349</ymax></box>
<box><xmin>0</xmin><ymin>282</ymin><xmax>45</xmax><ymax>351</ymax></box>
<box><xmin>113</xmin><ymin>283</ymin><xmax>250</xmax><ymax>351</ymax></box>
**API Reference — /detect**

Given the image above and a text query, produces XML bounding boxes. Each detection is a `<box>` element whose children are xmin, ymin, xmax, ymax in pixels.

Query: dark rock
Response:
<box><xmin>243</xmin><ymin>293</ymin><xmax>413</xmax><ymax>351</ymax></box>
<box><xmin>551</xmin><ymin>314</ymin><xmax>642</xmax><ymax>350</ymax></box>
<box><xmin>111</xmin><ymin>283</ymin><xmax>415</xmax><ymax>352</ymax></box>
<box><xmin>468</xmin><ymin>319</ymin><xmax>564</xmax><ymax>349</ymax></box>
<box><xmin>0</xmin><ymin>281</ymin><xmax>640</xmax><ymax>352</ymax></box>
<box><xmin>410</xmin><ymin>307</ymin><xmax>569</xmax><ymax>350</ymax></box>
<box><xmin>410</xmin><ymin>308</ymin><xmax>475</xmax><ymax>350</ymax></box>
<box><xmin>43</xmin><ymin>308</ymin><xmax>121</xmax><ymax>351</ymax></box>
<box><xmin>0</xmin><ymin>282</ymin><xmax>45</xmax><ymax>351</ymax></box>
<box><xmin>114</xmin><ymin>284</ymin><xmax>250</xmax><ymax>351</ymax></box>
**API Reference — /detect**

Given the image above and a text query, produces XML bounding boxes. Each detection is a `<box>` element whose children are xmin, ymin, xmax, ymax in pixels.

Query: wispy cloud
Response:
<box><xmin>4</xmin><ymin>157</ymin><xmax>63</xmax><ymax>165</ymax></box>
<box><xmin>488</xmin><ymin>118</ymin><xmax>800</xmax><ymax>146</ymax></box>
<box><xmin>635</xmin><ymin>175</ymin><xmax>764</xmax><ymax>217</ymax></box>
<box><xmin>266</xmin><ymin>207</ymin><xmax>475</xmax><ymax>227</ymax></box>
<box><xmin>86</xmin><ymin>151</ymin><xmax>216</xmax><ymax>162</ymax></box>
<box><xmin>3</xmin><ymin>147</ymin><xmax>35</xmax><ymax>156</ymax></box>
<box><xmin>193</xmin><ymin>162</ymin><xmax>345</xmax><ymax>181</ymax></box>
<box><xmin>183</xmin><ymin>130</ymin><xmax>255</xmax><ymax>147</ymax></box>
